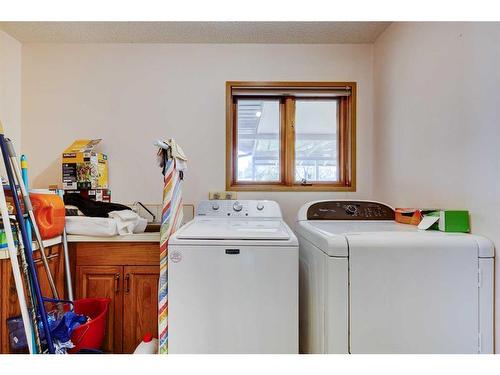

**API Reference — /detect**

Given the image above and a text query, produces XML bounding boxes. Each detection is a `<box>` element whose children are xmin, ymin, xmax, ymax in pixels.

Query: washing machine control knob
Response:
<box><xmin>233</xmin><ymin>201</ymin><xmax>243</xmax><ymax>212</ymax></box>
<box><xmin>345</xmin><ymin>204</ymin><xmax>358</xmax><ymax>215</ymax></box>
<box><xmin>212</xmin><ymin>202</ymin><xmax>220</xmax><ymax>211</ymax></box>
<box><xmin>256</xmin><ymin>202</ymin><xmax>265</xmax><ymax>211</ymax></box>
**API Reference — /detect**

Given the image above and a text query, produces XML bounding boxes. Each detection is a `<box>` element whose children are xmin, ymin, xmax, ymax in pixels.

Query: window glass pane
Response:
<box><xmin>294</xmin><ymin>100</ymin><xmax>339</xmax><ymax>182</ymax></box>
<box><xmin>236</xmin><ymin>99</ymin><xmax>280</xmax><ymax>182</ymax></box>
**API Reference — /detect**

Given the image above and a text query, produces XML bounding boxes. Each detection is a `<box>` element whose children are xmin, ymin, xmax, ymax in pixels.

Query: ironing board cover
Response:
<box><xmin>158</xmin><ymin>150</ymin><xmax>184</xmax><ymax>354</ymax></box>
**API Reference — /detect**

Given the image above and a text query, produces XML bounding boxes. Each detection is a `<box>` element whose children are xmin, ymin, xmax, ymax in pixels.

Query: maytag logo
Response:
<box><xmin>170</xmin><ymin>251</ymin><xmax>182</xmax><ymax>263</ymax></box>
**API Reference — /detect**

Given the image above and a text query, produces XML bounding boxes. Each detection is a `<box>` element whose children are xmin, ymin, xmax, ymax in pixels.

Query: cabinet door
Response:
<box><xmin>122</xmin><ymin>266</ymin><xmax>159</xmax><ymax>353</ymax></box>
<box><xmin>34</xmin><ymin>244</ymin><xmax>65</xmax><ymax>300</ymax></box>
<box><xmin>0</xmin><ymin>244</ymin><xmax>64</xmax><ymax>354</ymax></box>
<box><xmin>76</xmin><ymin>265</ymin><xmax>123</xmax><ymax>353</ymax></box>
<box><xmin>0</xmin><ymin>259</ymin><xmax>19</xmax><ymax>355</ymax></box>
<box><xmin>1</xmin><ymin>258</ymin><xmax>22</xmax><ymax>353</ymax></box>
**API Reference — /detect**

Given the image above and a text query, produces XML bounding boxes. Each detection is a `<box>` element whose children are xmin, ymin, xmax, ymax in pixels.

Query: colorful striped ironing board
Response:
<box><xmin>158</xmin><ymin>155</ymin><xmax>184</xmax><ymax>354</ymax></box>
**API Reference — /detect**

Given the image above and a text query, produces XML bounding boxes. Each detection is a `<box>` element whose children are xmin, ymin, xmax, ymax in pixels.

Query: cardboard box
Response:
<box><xmin>62</xmin><ymin>139</ymin><xmax>108</xmax><ymax>190</ymax></box>
<box><xmin>418</xmin><ymin>210</ymin><xmax>470</xmax><ymax>233</ymax></box>
<box><xmin>65</xmin><ymin>189</ymin><xmax>111</xmax><ymax>203</ymax></box>
<box><xmin>437</xmin><ymin>210</ymin><xmax>470</xmax><ymax>233</ymax></box>
<box><xmin>395</xmin><ymin>208</ymin><xmax>437</xmax><ymax>225</ymax></box>
<box><xmin>395</xmin><ymin>208</ymin><xmax>423</xmax><ymax>225</ymax></box>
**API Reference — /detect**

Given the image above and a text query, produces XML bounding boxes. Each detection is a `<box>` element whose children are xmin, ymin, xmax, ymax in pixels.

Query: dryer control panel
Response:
<box><xmin>306</xmin><ymin>201</ymin><xmax>395</xmax><ymax>221</ymax></box>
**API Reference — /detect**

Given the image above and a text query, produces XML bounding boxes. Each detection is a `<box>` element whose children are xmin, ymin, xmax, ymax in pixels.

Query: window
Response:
<box><xmin>226</xmin><ymin>82</ymin><xmax>356</xmax><ymax>191</ymax></box>
<box><xmin>236</xmin><ymin>99</ymin><xmax>281</xmax><ymax>182</ymax></box>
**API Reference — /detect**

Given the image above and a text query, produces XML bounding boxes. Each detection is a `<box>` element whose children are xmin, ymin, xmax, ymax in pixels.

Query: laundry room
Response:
<box><xmin>0</xmin><ymin>1</ymin><xmax>499</xmax><ymax>372</ymax></box>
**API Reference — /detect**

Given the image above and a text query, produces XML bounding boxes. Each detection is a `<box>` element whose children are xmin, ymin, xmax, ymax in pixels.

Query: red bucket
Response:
<box><xmin>69</xmin><ymin>298</ymin><xmax>111</xmax><ymax>354</ymax></box>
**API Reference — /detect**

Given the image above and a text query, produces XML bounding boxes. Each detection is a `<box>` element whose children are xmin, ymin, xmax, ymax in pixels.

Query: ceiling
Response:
<box><xmin>0</xmin><ymin>22</ymin><xmax>391</xmax><ymax>44</ymax></box>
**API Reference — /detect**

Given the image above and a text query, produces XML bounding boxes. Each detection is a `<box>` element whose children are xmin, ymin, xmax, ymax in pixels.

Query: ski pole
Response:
<box><xmin>6</xmin><ymin>139</ymin><xmax>60</xmax><ymax>301</ymax></box>
<box><xmin>0</xmin><ymin>184</ymin><xmax>34</xmax><ymax>353</ymax></box>
<box><xmin>57</xmin><ymin>190</ymin><xmax>74</xmax><ymax>301</ymax></box>
<box><xmin>14</xmin><ymin>222</ymin><xmax>42</xmax><ymax>353</ymax></box>
<box><xmin>20</xmin><ymin>155</ymin><xmax>33</xmax><ymax>247</ymax></box>
<box><xmin>21</xmin><ymin>155</ymin><xmax>29</xmax><ymax>185</ymax></box>
<box><xmin>20</xmin><ymin>155</ymin><xmax>39</xmax><ymax>351</ymax></box>
<box><xmin>0</xmin><ymin>124</ymin><xmax>55</xmax><ymax>354</ymax></box>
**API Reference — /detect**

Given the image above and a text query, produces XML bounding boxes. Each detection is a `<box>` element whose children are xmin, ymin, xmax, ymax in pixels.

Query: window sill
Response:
<box><xmin>226</xmin><ymin>183</ymin><xmax>356</xmax><ymax>192</ymax></box>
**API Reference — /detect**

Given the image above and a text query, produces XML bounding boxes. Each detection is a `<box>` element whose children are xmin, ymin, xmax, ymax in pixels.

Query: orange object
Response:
<box><xmin>31</xmin><ymin>193</ymin><xmax>66</xmax><ymax>239</ymax></box>
<box><xmin>395</xmin><ymin>208</ymin><xmax>424</xmax><ymax>225</ymax></box>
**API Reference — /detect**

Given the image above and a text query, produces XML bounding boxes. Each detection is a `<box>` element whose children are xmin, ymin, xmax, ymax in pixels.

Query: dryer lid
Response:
<box><xmin>305</xmin><ymin>221</ymin><xmax>414</xmax><ymax>234</ymax></box>
<box><xmin>295</xmin><ymin>221</ymin><xmax>494</xmax><ymax>258</ymax></box>
<box><xmin>295</xmin><ymin>221</ymin><xmax>415</xmax><ymax>257</ymax></box>
<box><xmin>176</xmin><ymin>218</ymin><xmax>291</xmax><ymax>240</ymax></box>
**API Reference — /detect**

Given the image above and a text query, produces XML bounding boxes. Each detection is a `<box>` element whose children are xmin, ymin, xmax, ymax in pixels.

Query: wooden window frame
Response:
<box><xmin>226</xmin><ymin>81</ymin><xmax>356</xmax><ymax>192</ymax></box>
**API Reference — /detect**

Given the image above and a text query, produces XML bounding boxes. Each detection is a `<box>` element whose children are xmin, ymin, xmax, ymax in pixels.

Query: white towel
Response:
<box><xmin>65</xmin><ymin>216</ymin><xmax>118</xmax><ymax>237</ymax></box>
<box><xmin>108</xmin><ymin>210</ymin><xmax>148</xmax><ymax>235</ymax></box>
<box><xmin>155</xmin><ymin>139</ymin><xmax>188</xmax><ymax>171</ymax></box>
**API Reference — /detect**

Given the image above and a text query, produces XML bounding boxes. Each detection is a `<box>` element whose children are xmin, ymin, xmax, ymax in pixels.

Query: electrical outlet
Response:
<box><xmin>209</xmin><ymin>191</ymin><xmax>237</xmax><ymax>200</ymax></box>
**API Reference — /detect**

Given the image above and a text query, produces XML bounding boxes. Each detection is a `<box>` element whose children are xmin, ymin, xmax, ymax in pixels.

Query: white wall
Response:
<box><xmin>21</xmin><ymin>43</ymin><xmax>374</xmax><ymax>224</ymax></box>
<box><xmin>16</xmin><ymin>23</ymin><xmax>500</xmax><ymax>349</ymax></box>
<box><xmin>0</xmin><ymin>31</ymin><xmax>21</xmax><ymax>155</ymax></box>
<box><xmin>373</xmin><ymin>22</ymin><xmax>500</xmax><ymax>351</ymax></box>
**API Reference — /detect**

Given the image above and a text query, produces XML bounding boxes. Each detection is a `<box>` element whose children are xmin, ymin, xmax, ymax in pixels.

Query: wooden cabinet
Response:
<box><xmin>0</xmin><ymin>243</ymin><xmax>65</xmax><ymax>353</ymax></box>
<box><xmin>72</xmin><ymin>242</ymin><xmax>159</xmax><ymax>354</ymax></box>
<box><xmin>0</xmin><ymin>240</ymin><xmax>158</xmax><ymax>354</ymax></box>
<box><xmin>76</xmin><ymin>265</ymin><xmax>123</xmax><ymax>353</ymax></box>
<box><xmin>34</xmin><ymin>245</ymin><xmax>65</xmax><ymax>301</ymax></box>
<box><xmin>122</xmin><ymin>266</ymin><xmax>159</xmax><ymax>353</ymax></box>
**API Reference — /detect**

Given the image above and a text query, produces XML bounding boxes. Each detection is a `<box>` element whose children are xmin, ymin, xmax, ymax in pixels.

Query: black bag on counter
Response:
<box><xmin>63</xmin><ymin>193</ymin><xmax>131</xmax><ymax>218</ymax></box>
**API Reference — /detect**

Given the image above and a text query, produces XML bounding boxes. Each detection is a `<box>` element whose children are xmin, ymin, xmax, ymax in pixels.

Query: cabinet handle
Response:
<box><xmin>34</xmin><ymin>254</ymin><xmax>59</xmax><ymax>263</ymax></box>
<box><xmin>114</xmin><ymin>273</ymin><xmax>120</xmax><ymax>293</ymax></box>
<box><xmin>125</xmin><ymin>274</ymin><xmax>130</xmax><ymax>294</ymax></box>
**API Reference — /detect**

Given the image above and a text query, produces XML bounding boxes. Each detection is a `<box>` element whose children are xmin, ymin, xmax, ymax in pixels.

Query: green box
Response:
<box><xmin>437</xmin><ymin>210</ymin><xmax>470</xmax><ymax>233</ymax></box>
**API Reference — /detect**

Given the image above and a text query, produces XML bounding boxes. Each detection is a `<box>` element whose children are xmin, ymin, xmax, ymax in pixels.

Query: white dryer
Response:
<box><xmin>296</xmin><ymin>200</ymin><xmax>494</xmax><ymax>354</ymax></box>
<box><xmin>168</xmin><ymin>200</ymin><xmax>298</xmax><ymax>354</ymax></box>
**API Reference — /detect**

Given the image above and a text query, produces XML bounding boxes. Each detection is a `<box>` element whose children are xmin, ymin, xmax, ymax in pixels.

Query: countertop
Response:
<box><xmin>67</xmin><ymin>232</ymin><xmax>160</xmax><ymax>243</ymax></box>
<box><xmin>0</xmin><ymin>236</ymin><xmax>61</xmax><ymax>260</ymax></box>
<box><xmin>0</xmin><ymin>232</ymin><xmax>160</xmax><ymax>260</ymax></box>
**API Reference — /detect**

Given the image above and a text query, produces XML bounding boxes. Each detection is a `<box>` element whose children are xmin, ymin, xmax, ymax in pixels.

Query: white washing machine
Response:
<box><xmin>296</xmin><ymin>200</ymin><xmax>494</xmax><ymax>354</ymax></box>
<box><xmin>168</xmin><ymin>200</ymin><xmax>298</xmax><ymax>354</ymax></box>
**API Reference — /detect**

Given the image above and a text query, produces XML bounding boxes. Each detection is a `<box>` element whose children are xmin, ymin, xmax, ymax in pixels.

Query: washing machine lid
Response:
<box><xmin>295</xmin><ymin>221</ymin><xmax>415</xmax><ymax>257</ymax></box>
<box><xmin>296</xmin><ymin>221</ymin><xmax>495</xmax><ymax>258</ymax></box>
<box><xmin>175</xmin><ymin>218</ymin><xmax>291</xmax><ymax>241</ymax></box>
